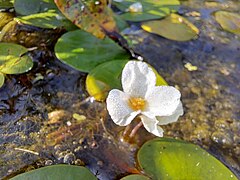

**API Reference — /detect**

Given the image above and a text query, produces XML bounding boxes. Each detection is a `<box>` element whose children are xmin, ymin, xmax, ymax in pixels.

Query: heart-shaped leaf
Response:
<box><xmin>54</xmin><ymin>0</ymin><xmax>117</xmax><ymax>38</ymax></box>
<box><xmin>214</xmin><ymin>11</ymin><xmax>240</xmax><ymax>35</ymax></box>
<box><xmin>54</xmin><ymin>30</ymin><xmax>129</xmax><ymax>73</ymax></box>
<box><xmin>141</xmin><ymin>13</ymin><xmax>199</xmax><ymax>41</ymax></box>
<box><xmin>10</xmin><ymin>164</ymin><xmax>97</xmax><ymax>180</ymax></box>
<box><xmin>113</xmin><ymin>0</ymin><xmax>180</xmax><ymax>22</ymax></box>
<box><xmin>0</xmin><ymin>43</ymin><xmax>33</xmax><ymax>74</ymax></box>
<box><xmin>137</xmin><ymin>138</ymin><xmax>238</xmax><ymax>180</ymax></box>
<box><xmin>86</xmin><ymin>60</ymin><xmax>168</xmax><ymax>101</ymax></box>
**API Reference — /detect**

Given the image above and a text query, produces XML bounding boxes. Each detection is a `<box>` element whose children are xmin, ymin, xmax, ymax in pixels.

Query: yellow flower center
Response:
<box><xmin>128</xmin><ymin>97</ymin><xmax>146</xmax><ymax>111</ymax></box>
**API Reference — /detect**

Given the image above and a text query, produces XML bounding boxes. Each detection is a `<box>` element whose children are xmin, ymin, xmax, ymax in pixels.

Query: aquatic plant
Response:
<box><xmin>106</xmin><ymin>61</ymin><xmax>183</xmax><ymax>137</ymax></box>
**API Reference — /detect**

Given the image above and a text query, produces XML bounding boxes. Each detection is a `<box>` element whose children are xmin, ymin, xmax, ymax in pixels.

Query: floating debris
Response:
<box><xmin>184</xmin><ymin>62</ymin><xmax>198</xmax><ymax>71</ymax></box>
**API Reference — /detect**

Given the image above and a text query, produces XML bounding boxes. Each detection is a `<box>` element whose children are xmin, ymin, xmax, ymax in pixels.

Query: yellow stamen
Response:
<box><xmin>128</xmin><ymin>97</ymin><xmax>146</xmax><ymax>111</ymax></box>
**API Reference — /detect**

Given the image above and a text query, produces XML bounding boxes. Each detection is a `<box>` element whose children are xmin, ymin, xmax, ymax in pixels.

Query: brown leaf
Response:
<box><xmin>54</xmin><ymin>0</ymin><xmax>117</xmax><ymax>39</ymax></box>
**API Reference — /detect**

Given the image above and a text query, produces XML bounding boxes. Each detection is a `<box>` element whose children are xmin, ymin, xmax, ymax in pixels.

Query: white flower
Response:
<box><xmin>106</xmin><ymin>61</ymin><xmax>183</xmax><ymax>137</ymax></box>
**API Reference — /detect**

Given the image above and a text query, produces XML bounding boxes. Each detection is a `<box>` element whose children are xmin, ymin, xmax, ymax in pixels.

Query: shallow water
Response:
<box><xmin>0</xmin><ymin>0</ymin><xmax>240</xmax><ymax>179</ymax></box>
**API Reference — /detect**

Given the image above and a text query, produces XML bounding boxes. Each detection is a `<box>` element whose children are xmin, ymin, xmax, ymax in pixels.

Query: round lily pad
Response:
<box><xmin>141</xmin><ymin>13</ymin><xmax>199</xmax><ymax>41</ymax></box>
<box><xmin>214</xmin><ymin>11</ymin><xmax>240</xmax><ymax>35</ymax></box>
<box><xmin>113</xmin><ymin>0</ymin><xmax>180</xmax><ymax>21</ymax></box>
<box><xmin>10</xmin><ymin>164</ymin><xmax>97</xmax><ymax>180</ymax></box>
<box><xmin>138</xmin><ymin>138</ymin><xmax>238</xmax><ymax>180</ymax></box>
<box><xmin>0</xmin><ymin>43</ymin><xmax>33</xmax><ymax>74</ymax></box>
<box><xmin>54</xmin><ymin>30</ymin><xmax>129</xmax><ymax>73</ymax></box>
<box><xmin>86</xmin><ymin>60</ymin><xmax>128</xmax><ymax>101</ymax></box>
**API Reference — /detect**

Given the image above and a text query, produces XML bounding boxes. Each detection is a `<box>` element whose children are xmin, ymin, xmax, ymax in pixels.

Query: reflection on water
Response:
<box><xmin>0</xmin><ymin>0</ymin><xmax>240</xmax><ymax>179</ymax></box>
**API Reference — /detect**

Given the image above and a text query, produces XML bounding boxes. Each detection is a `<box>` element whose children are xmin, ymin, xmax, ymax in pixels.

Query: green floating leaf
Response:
<box><xmin>214</xmin><ymin>11</ymin><xmax>240</xmax><ymax>35</ymax></box>
<box><xmin>15</xmin><ymin>10</ymin><xmax>74</xmax><ymax>29</ymax></box>
<box><xmin>114</xmin><ymin>14</ymin><xmax>129</xmax><ymax>32</ymax></box>
<box><xmin>10</xmin><ymin>164</ymin><xmax>97</xmax><ymax>180</ymax></box>
<box><xmin>86</xmin><ymin>60</ymin><xmax>168</xmax><ymax>101</ymax></box>
<box><xmin>0</xmin><ymin>0</ymin><xmax>13</xmax><ymax>9</ymax></box>
<box><xmin>121</xmin><ymin>174</ymin><xmax>150</xmax><ymax>180</ymax></box>
<box><xmin>0</xmin><ymin>72</ymin><xmax>5</xmax><ymax>88</ymax></box>
<box><xmin>0</xmin><ymin>43</ymin><xmax>33</xmax><ymax>74</ymax></box>
<box><xmin>55</xmin><ymin>30</ymin><xmax>129</xmax><ymax>73</ymax></box>
<box><xmin>141</xmin><ymin>13</ymin><xmax>199</xmax><ymax>41</ymax></box>
<box><xmin>14</xmin><ymin>0</ymin><xmax>57</xmax><ymax>15</ymax></box>
<box><xmin>138</xmin><ymin>138</ymin><xmax>238</xmax><ymax>180</ymax></box>
<box><xmin>113</xmin><ymin>0</ymin><xmax>180</xmax><ymax>21</ymax></box>
<box><xmin>86</xmin><ymin>60</ymin><xmax>128</xmax><ymax>101</ymax></box>
<box><xmin>14</xmin><ymin>0</ymin><xmax>41</xmax><ymax>15</ymax></box>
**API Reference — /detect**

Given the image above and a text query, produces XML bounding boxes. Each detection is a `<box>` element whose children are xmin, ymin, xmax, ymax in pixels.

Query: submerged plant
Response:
<box><xmin>106</xmin><ymin>61</ymin><xmax>183</xmax><ymax>137</ymax></box>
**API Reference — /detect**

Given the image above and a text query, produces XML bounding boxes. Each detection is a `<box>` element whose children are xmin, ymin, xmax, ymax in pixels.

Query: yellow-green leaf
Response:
<box><xmin>0</xmin><ymin>43</ymin><xmax>33</xmax><ymax>74</ymax></box>
<box><xmin>0</xmin><ymin>12</ymin><xmax>14</xmax><ymax>30</ymax></box>
<box><xmin>141</xmin><ymin>13</ymin><xmax>199</xmax><ymax>41</ymax></box>
<box><xmin>0</xmin><ymin>72</ymin><xmax>4</xmax><ymax>88</ymax></box>
<box><xmin>15</xmin><ymin>10</ymin><xmax>75</xmax><ymax>29</ymax></box>
<box><xmin>138</xmin><ymin>138</ymin><xmax>238</xmax><ymax>180</ymax></box>
<box><xmin>214</xmin><ymin>11</ymin><xmax>240</xmax><ymax>35</ymax></box>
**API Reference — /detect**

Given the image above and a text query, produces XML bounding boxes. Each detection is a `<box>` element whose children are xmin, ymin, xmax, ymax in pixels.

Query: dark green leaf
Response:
<box><xmin>0</xmin><ymin>43</ymin><xmax>33</xmax><ymax>74</ymax></box>
<box><xmin>138</xmin><ymin>138</ymin><xmax>238</xmax><ymax>180</ymax></box>
<box><xmin>14</xmin><ymin>0</ymin><xmax>41</xmax><ymax>15</ymax></box>
<box><xmin>55</xmin><ymin>30</ymin><xmax>129</xmax><ymax>73</ymax></box>
<box><xmin>14</xmin><ymin>0</ymin><xmax>57</xmax><ymax>15</ymax></box>
<box><xmin>10</xmin><ymin>164</ymin><xmax>97</xmax><ymax>180</ymax></box>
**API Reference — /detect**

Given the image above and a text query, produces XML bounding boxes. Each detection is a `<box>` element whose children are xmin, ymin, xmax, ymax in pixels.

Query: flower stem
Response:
<box><xmin>123</xmin><ymin>124</ymin><xmax>131</xmax><ymax>137</ymax></box>
<box><xmin>129</xmin><ymin>121</ymin><xmax>143</xmax><ymax>139</ymax></box>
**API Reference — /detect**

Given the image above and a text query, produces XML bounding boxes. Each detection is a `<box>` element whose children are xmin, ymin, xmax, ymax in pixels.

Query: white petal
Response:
<box><xmin>157</xmin><ymin>102</ymin><xmax>184</xmax><ymax>125</ymax></box>
<box><xmin>140</xmin><ymin>115</ymin><xmax>164</xmax><ymax>137</ymax></box>
<box><xmin>121</xmin><ymin>61</ymin><xmax>156</xmax><ymax>97</ymax></box>
<box><xmin>106</xmin><ymin>89</ymin><xmax>138</xmax><ymax>126</ymax></box>
<box><xmin>145</xmin><ymin>86</ymin><xmax>181</xmax><ymax>116</ymax></box>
